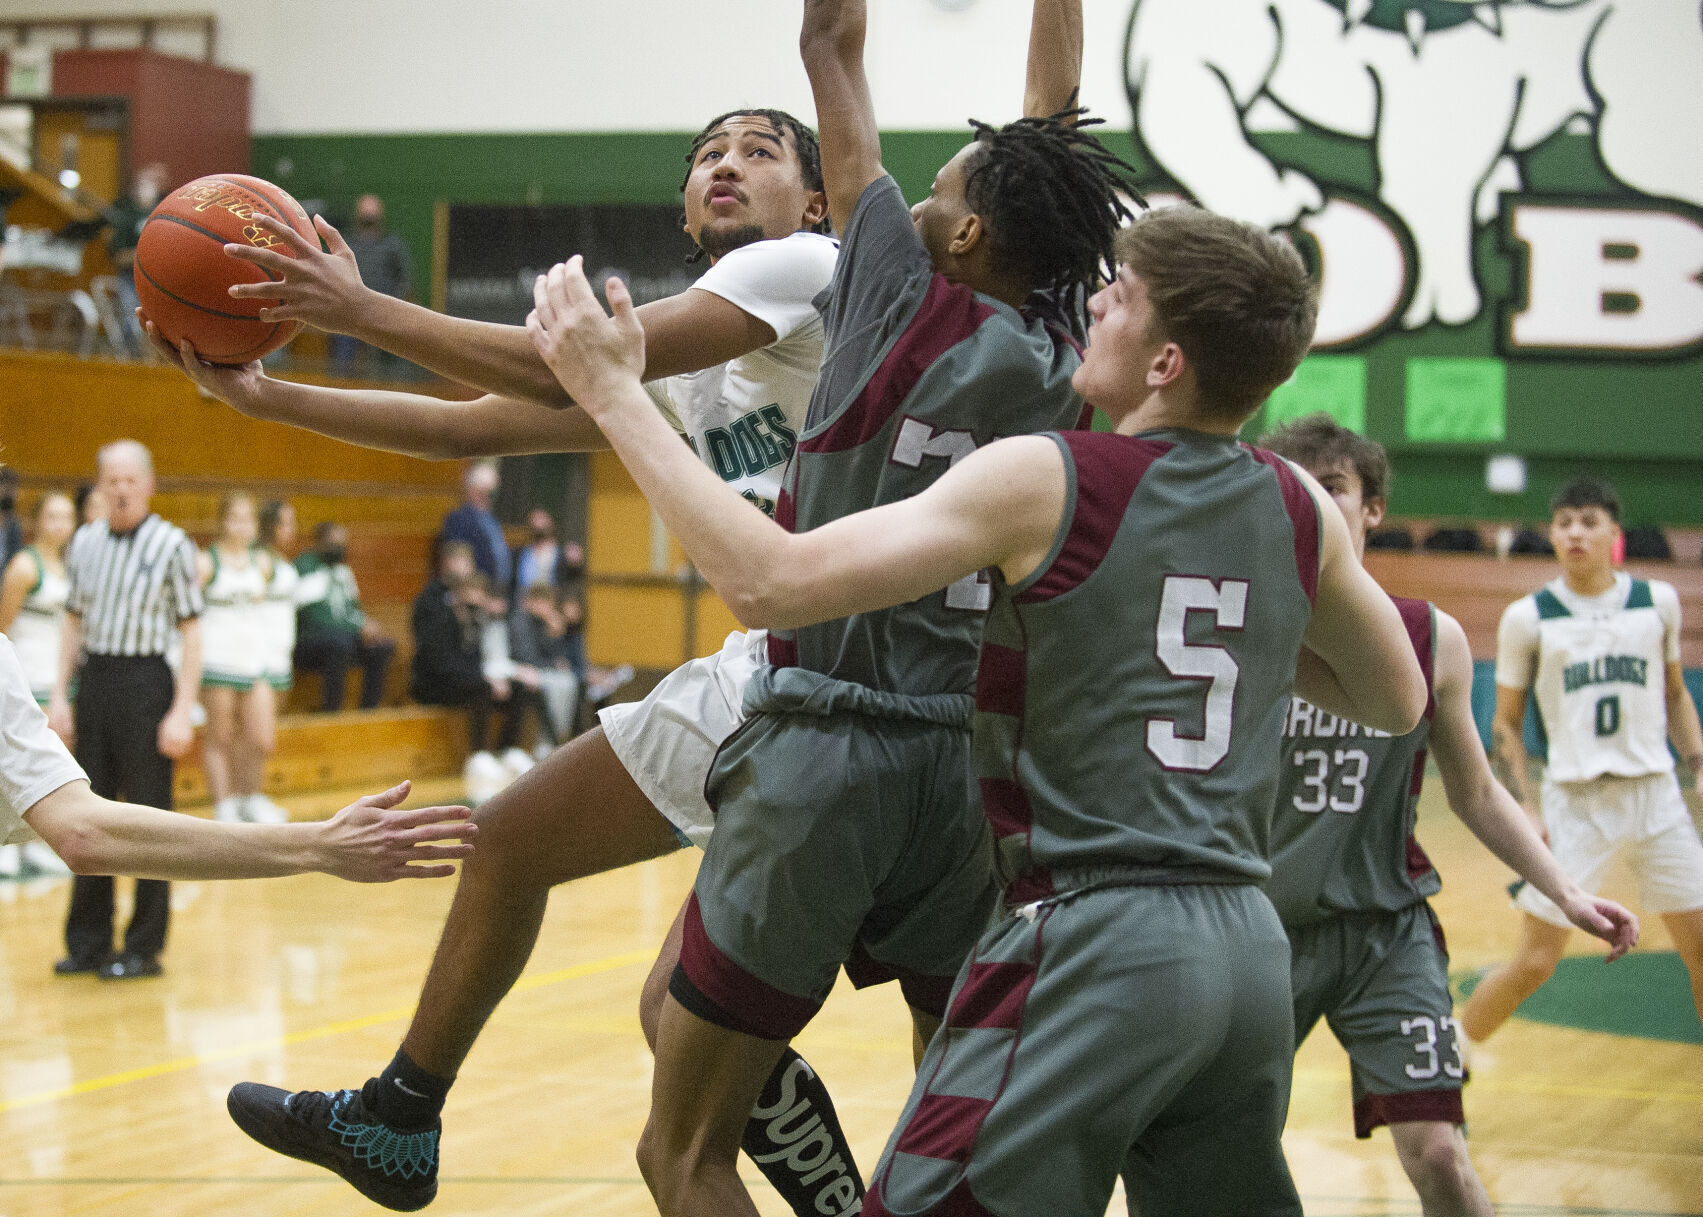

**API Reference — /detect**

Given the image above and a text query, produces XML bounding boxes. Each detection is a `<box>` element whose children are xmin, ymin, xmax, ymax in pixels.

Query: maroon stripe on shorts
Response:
<box><xmin>1018</xmin><ymin>432</ymin><xmax>1171</xmax><ymax>603</ymax></box>
<box><xmin>766</xmin><ymin>632</ymin><xmax>798</xmax><ymax>668</ymax></box>
<box><xmin>975</xmin><ymin>642</ymin><xmax>1025</xmax><ymax>718</ymax></box>
<box><xmin>894</xmin><ymin>1093</ymin><xmax>994</xmax><ymax>1164</ymax></box>
<box><xmin>1409</xmin><ymin>749</ymin><xmax>1428</xmax><ymax>798</ymax></box>
<box><xmin>946</xmin><ymin>961</ymin><xmax>1035</xmax><ymax>1031</ymax></box>
<box><xmin>1353</xmin><ymin>1088</ymin><xmax>1464</xmax><ymax>1138</ymax></box>
<box><xmin>802</xmin><ymin>275</ymin><xmax>995</xmax><ymax>455</ymax></box>
<box><xmin>1248</xmin><ymin>448</ymin><xmax>1320</xmax><ymax>605</ymax></box>
<box><xmin>978</xmin><ymin>777</ymin><xmax>1033</xmax><ymax>839</ymax></box>
<box><xmin>678</xmin><ymin>893</ymin><xmax>819</xmax><ymax>1040</ymax></box>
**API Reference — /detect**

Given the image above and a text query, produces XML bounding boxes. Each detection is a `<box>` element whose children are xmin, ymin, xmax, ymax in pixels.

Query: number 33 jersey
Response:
<box><xmin>1495</xmin><ymin>573</ymin><xmax>1681</xmax><ymax>784</ymax></box>
<box><xmin>975</xmin><ymin>430</ymin><xmax>1319</xmax><ymax>898</ymax></box>
<box><xmin>1266</xmin><ymin>597</ymin><xmax>1440</xmax><ymax>929</ymax></box>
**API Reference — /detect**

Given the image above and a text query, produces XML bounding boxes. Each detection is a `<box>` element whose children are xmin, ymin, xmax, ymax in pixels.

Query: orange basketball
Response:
<box><xmin>133</xmin><ymin>173</ymin><xmax>317</xmax><ymax>365</ymax></box>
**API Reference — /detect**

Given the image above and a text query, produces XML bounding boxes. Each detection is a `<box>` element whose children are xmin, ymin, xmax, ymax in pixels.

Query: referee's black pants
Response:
<box><xmin>63</xmin><ymin>655</ymin><xmax>176</xmax><ymax>964</ymax></box>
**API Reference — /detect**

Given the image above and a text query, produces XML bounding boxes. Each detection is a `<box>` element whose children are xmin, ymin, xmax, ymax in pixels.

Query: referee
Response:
<box><xmin>46</xmin><ymin>440</ymin><xmax>204</xmax><ymax>980</ymax></box>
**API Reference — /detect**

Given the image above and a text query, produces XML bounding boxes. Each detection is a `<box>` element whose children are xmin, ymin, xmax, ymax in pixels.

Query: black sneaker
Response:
<box><xmin>98</xmin><ymin>952</ymin><xmax>162</xmax><ymax>979</ymax></box>
<box><xmin>227</xmin><ymin>1083</ymin><xmax>439</xmax><ymax>1211</ymax></box>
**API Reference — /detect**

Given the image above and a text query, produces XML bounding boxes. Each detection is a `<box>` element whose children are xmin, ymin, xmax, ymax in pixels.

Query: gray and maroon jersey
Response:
<box><xmin>1266</xmin><ymin>597</ymin><xmax>1441</xmax><ymax>928</ymax></box>
<box><xmin>976</xmin><ymin>430</ymin><xmax>1320</xmax><ymax>900</ymax></box>
<box><xmin>766</xmin><ymin>175</ymin><xmax>1087</xmax><ymax>696</ymax></box>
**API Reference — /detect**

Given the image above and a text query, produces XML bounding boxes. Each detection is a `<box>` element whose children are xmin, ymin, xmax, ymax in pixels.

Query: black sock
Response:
<box><xmin>364</xmin><ymin>1048</ymin><xmax>453</xmax><ymax>1132</ymax></box>
<box><xmin>742</xmin><ymin>1048</ymin><xmax>864</xmax><ymax>1217</ymax></box>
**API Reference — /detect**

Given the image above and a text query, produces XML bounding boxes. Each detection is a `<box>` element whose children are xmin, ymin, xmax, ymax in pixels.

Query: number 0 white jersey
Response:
<box><xmin>1496</xmin><ymin>573</ymin><xmax>1681</xmax><ymax>783</ymax></box>
<box><xmin>642</xmin><ymin>230</ymin><xmax>837</xmax><ymax>519</ymax></box>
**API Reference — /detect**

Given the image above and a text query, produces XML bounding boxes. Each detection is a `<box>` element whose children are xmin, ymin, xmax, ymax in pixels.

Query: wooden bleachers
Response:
<box><xmin>1364</xmin><ymin>550</ymin><xmax>1703</xmax><ymax>666</ymax></box>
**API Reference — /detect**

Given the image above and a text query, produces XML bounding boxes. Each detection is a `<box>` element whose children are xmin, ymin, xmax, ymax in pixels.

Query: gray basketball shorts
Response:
<box><xmin>677</xmin><ymin>665</ymin><xmax>997</xmax><ymax>1041</ymax></box>
<box><xmin>1287</xmin><ymin>902</ymin><xmax>1465</xmax><ymax>1138</ymax></box>
<box><xmin>863</xmin><ymin>881</ymin><xmax>1302</xmax><ymax>1217</ymax></box>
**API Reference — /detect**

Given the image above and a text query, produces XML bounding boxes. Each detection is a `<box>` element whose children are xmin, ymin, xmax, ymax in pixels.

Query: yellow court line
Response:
<box><xmin>0</xmin><ymin>949</ymin><xmax>655</xmax><ymax>1115</ymax></box>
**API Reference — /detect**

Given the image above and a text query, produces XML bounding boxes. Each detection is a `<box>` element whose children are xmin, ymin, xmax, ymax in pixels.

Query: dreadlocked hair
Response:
<box><xmin>962</xmin><ymin>103</ymin><xmax>1146</xmax><ymax>339</ymax></box>
<box><xmin>679</xmin><ymin>108</ymin><xmax>829</xmax><ymax>264</ymax></box>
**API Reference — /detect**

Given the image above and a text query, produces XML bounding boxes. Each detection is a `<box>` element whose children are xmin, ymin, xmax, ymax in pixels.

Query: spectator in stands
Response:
<box><xmin>410</xmin><ymin>541</ymin><xmax>535</xmax><ymax>801</ymax></box>
<box><xmin>104</xmin><ymin>163</ymin><xmax>168</xmax><ymax>359</ymax></box>
<box><xmin>294</xmin><ymin>521</ymin><xmax>394</xmax><ymax>712</ymax></box>
<box><xmin>511</xmin><ymin>508</ymin><xmax>584</xmax><ymax>597</ymax></box>
<box><xmin>329</xmin><ymin>194</ymin><xmax>414</xmax><ymax>378</ymax></box>
<box><xmin>439</xmin><ymin>460</ymin><xmax>511</xmax><ymax>591</ymax></box>
<box><xmin>0</xmin><ymin>491</ymin><xmax>77</xmax><ymax>876</ymax></box>
<box><xmin>509</xmin><ymin>583</ymin><xmax>577</xmax><ymax>751</ymax></box>
<box><xmin>0</xmin><ymin>467</ymin><xmax>22</xmax><ymax>571</ymax></box>
<box><xmin>241</xmin><ymin>500</ymin><xmax>299</xmax><ymax>825</ymax></box>
<box><xmin>197</xmin><ymin>493</ymin><xmax>284</xmax><ymax>825</ymax></box>
<box><xmin>74</xmin><ymin>481</ymin><xmax>108</xmax><ymax>527</ymax></box>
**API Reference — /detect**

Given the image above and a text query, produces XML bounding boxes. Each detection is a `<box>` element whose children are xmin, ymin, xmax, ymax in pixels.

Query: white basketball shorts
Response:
<box><xmin>598</xmin><ymin>628</ymin><xmax>767</xmax><ymax>849</ymax></box>
<box><xmin>1517</xmin><ymin>770</ymin><xmax>1703</xmax><ymax>925</ymax></box>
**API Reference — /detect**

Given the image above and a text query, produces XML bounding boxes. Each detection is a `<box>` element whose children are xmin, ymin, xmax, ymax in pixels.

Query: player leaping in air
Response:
<box><xmin>1260</xmin><ymin>415</ymin><xmax>1637</xmax><ymax>1217</ymax></box>
<box><xmin>526</xmin><ymin>195</ymin><xmax>1427</xmax><ymax>1214</ymax></box>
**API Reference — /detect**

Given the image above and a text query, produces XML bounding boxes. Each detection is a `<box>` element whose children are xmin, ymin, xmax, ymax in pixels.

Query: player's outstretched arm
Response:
<box><xmin>23</xmin><ymin>779</ymin><xmax>475</xmax><ymax>883</ymax></box>
<box><xmin>1025</xmin><ymin>0</ymin><xmax>1083</xmax><ymax>119</ymax></box>
<box><xmin>1293</xmin><ymin>472</ymin><xmax>1426</xmax><ymax>737</ymax></box>
<box><xmin>1428</xmin><ymin>610</ymin><xmax>1639</xmax><ymax>960</ymax></box>
<box><xmin>222</xmin><ymin>214</ymin><xmax>782</xmax><ymax>406</ymax></box>
<box><xmin>146</xmin><ymin>317</ymin><xmax>609</xmax><ymax>459</ymax></box>
<box><xmin>529</xmin><ymin>259</ymin><xmax>1064</xmax><ymax>626</ymax></box>
<box><xmin>801</xmin><ymin>0</ymin><xmax>886</xmax><ymax>236</ymax></box>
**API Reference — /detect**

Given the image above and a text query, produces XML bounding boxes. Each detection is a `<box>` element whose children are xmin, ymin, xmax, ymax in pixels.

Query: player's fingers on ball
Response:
<box><xmin>223</xmin><ymin>241</ymin><xmax>289</xmax><ymax>272</ymax></box>
<box><xmin>252</xmin><ymin>213</ymin><xmax>316</xmax><ymax>253</ymax></box>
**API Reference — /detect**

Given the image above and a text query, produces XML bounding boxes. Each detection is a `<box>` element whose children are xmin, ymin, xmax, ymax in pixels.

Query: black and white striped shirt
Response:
<box><xmin>66</xmin><ymin>515</ymin><xmax>203</xmax><ymax>657</ymax></box>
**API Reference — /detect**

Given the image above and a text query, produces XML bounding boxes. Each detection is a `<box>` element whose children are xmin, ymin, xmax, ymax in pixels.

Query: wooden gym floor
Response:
<box><xmin>0</xmin><ymin>775</ymin><xmax>1698</xmax><ymax>1216</ymax></box>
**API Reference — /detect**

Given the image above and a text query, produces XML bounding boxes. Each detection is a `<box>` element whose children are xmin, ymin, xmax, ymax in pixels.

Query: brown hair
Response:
<box><xmin>1114</xmin><ymin>206</ymin><xmax>1317</xmax><ymax>421</ymax></box>
<box><xmin>216</xmin><ymin>491</ymin><xmax>255</xmax><ymax>536</ymax></box>
<box><xmin>1259</xmin><ymin>412</ymin><xmax>1390</xmax><ymax>505</ymax></box>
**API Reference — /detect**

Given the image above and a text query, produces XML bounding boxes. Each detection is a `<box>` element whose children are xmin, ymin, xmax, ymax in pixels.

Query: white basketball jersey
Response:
<box><xmin>1496</xmin><ymin>574</ymin><xmax>1680</xmax><ymax>782</ymax></box>
<box><xmin>642</xmin><ymin>230</ymin><xmax>837</xmax><ymax>518</ymax></box>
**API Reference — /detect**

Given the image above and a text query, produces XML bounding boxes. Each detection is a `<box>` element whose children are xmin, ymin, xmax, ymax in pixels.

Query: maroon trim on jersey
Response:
<box><xmin>975</xmin><ymin>642</ymin><xmax>1026</xmax><ymax>718</ymax></box>
<box><xmin>947</xmin><ymin>961</ymin><xmax>1037</xmax><ymax>1032</ymax></box>
<box><xmin>1248</xmin><ymin>448</ymin><xmax>1320</xmax><ymax>605</ymax></box>
<box><xmin>1392</xmin><ymin>595</ymin><xmax>1437</xmax><ymax>718</ymax></box>
<box><xmin>894</xmin><ymin>1093</ymin><xmax>994</xmax><ymax>1164</ymax></box>
<box><xmin>801</xmin><ymin>274</ymin><xmax>995</xmax><ymax>456</ymax></box>
<box><xmin>1353</xmin><ymin>1088</ymin><xmax>1463</xmax><ymax>1138</ymax></box>
<box><xmin>1017</xmin><ymin>432</ymin><xmax>1173</xmax><ymax>603</ymax></box>
<box><xmin>863</xmin><ymin>1179</ymin><xmax>992</xmax><ymax>1217</ymax></box>
<box><xmin>844</xmin><ymin>942</ymin><xmax>957</xmax><ymax>1018</ymax></box>
<box><xmin>766</xmin><ymin>632</ymin><xmax>799</xmax><ymax>668</ymax></box>
<box><xmin>1003</xmin><ymin>869</ymin><xmax>1056</xmax><ymax>905</ymax></box>
<box><xmin>1409</xmin><ymin>748</ymin><xmax>1428</xmax><ymax>798</ymax></box>
<box><xmin>1406</xmin><ymin>833</ymin><xmax>1438</xmax><ymax>886</ymax></box>
<box><xmin>678</xmin><ymin>892</ymin><xmax>818</xmax><ymax>1040</ymax></box>
<box><xmin>978</xmin><ymin>777</ymin><xmax>1038</xmax><ymax>849</ymax></box>
<box><xmin>1424</xmin><ymin>902</ymin><xmax>1449</xmax><ymax>954</ymax></box>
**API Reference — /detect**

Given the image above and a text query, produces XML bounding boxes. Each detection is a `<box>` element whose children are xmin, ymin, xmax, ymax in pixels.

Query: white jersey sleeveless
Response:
<box><xmin>641</xmin><ymin>230</ymin><xmax>837</xmax><ymax>518</ymax></box>
<box><xmin>1496</xmin><ymin>573</ymin><xmax>1681</xmax><ymax>782</ymax></box>
<box><xmin>259</xmin><ymin>551</ymin><xmax>299</xmax><ymax>685</ymax></box>
<box><xmin>8</xmin><ymin>548</ymin><xmax>69</xmax><ymax>701</ymax></box>
<box><xmin>201</xmin><ymin>545</ymin><xmax>270</xmax><ymax>686</ymax></box>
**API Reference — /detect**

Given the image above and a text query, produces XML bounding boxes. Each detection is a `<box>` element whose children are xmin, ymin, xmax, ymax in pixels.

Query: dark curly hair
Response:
<box><xmin>680</xmin><ymin>109</ymin><xmax>829</xmax><ymax>262</ymax></box>
<box><xmin>961</xmin><ymin>103</ymin><xmax>1146</xmax><ymax>338</ymax></box>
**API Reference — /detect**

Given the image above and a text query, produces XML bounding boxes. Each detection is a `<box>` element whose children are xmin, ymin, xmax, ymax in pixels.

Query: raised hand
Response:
<box><xmin>223</xmin><ymin>213</ymin><xmax>368</xmax><ymax>333</ymax></box>
<box><xmin>524</xmin><ymin>256</ymin><xmax>646</xmax><ymax>413</ymax></box>
<box><xmin>317</xmin><ymin>781</ymin><xmax>477</xmax><ymax>882</ymax></box>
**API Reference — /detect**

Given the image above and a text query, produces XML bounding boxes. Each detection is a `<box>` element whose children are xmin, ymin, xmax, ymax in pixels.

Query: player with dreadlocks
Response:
<box><xmin>611</xmin><ymin>0</ymin><xmax>1144</xmax><ymax>1212</ymax></box>
<box><xmin>173</xmin><ymin>104</ymin><xmax>868</xmax><ymax>1215</ymax></box>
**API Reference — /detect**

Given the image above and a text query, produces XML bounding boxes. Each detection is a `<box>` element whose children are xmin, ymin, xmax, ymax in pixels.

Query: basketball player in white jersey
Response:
<box><xmin>1462</xmin><ymin>477</ymin><xmax>1703</xmax><ymax>1045</ymax></box>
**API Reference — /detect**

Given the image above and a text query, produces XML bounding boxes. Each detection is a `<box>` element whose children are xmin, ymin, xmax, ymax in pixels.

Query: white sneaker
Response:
<box><xmin>0</xmin><ymin>844</ymin><xmax>20</xmax><ymax>877</ymax></box>
<box><xmin>243</xmin><ymin>794</ymin><xmax>290</xmax><ymax>824</ymax></box>
<box><xmin>21</xmin><ymin>841</ymin><xmax>70</xmax><ymax>875</ymax></box>
<box><xmin>500</xmin><ymin>747</ymin><xmax>535</xmax><ymax>781</ymax></box>
<box><xmin>213</xmin><ymin>796</ymin><xmax>244</xmax><ymax>823</ymax></box>
<box><xmin>463</xmin><ymin>750</ymin><xmax>508</xmax><ymax>806</ymax></box>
